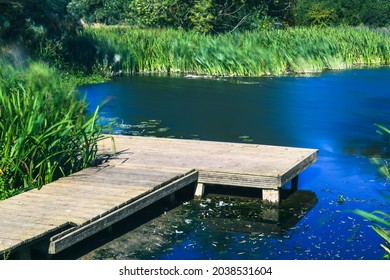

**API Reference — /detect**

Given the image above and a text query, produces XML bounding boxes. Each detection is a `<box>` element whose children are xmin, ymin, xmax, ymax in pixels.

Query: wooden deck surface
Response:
<box><xmin>0</xmin><ymin>136</ymin><xmax>318</xmax><ymax>257</ymax></box>
<box><xmin>100</xmin><ymin>136</ymin><xmax>318</xmax><ymax>189</ymax></box>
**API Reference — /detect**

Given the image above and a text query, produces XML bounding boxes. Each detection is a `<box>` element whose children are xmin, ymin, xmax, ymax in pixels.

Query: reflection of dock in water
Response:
<box><xmin>205</xmin><ymin>190</ymin><xmax>318</xmax><ymax>235</ymax></box>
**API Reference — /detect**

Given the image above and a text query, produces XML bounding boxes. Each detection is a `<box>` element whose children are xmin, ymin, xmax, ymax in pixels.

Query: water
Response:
<box><xmin>80</xmin><ymin>68</ymin><xmax>390</xmax><ymax>260</ymax></box>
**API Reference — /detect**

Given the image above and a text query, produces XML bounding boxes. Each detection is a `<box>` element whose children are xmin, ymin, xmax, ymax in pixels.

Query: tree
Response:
<box><xmin>306</xmin><ymin>2</ymin><xmax>338</xmax><ymax>26</ymax></box>
<box><xmin>0</xmin><ymin>0</ymin><xmax>78</xmax><ymax>47</ymax></box>
<box><xmin>67</xmin><ymin>0</ymin><xmax>133</xmax><ymax>25</ymax></box>
<box><xmin>293</xmin><ymin>0</ymin><xmax>390</xmax><ymax>27</ymax></box>
<box><xmin>129</xmin><ymin>0</ymin><xmax>192</xmax><ymax>28</ymax></box>
<box><xmin>189</xmin><ymin>0</ymin><xmax>215</xmax><ymax>33</ymax></box>
<box><xmin>293</xmin><ymin>0</ymin><xmax>340</xmax><ymax>26</ymax></box>
<box><xmin>360</xmin><ymin>0</ymin><xmax>390</xmax><ymax>27</ymax></box>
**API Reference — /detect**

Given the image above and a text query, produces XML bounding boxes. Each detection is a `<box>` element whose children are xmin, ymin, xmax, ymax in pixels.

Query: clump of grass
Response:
<box><xmin>83</xmin><ymin>26</ymin><xmax>390</xmax><ymax>77</ymax></box>
<box><xmin>0</xmin><ymin>61</ymin><xmax>102</xmax><ymax>200</ymax></box>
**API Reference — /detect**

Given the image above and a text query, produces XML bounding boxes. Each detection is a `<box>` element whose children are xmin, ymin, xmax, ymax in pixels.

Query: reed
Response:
<box><xmin>0</xmin><ymin>61</ymin><xmax>102</xmax><ymax>199</ymax></box>
<box><xmin>83</xmin><ymin>26</ymin><xmax>390</xmax><ymax>76</ymax></box>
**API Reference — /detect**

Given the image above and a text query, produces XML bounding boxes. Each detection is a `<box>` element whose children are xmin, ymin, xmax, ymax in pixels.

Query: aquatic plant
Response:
<box><xmin>0</xmin><ymin>61</ymin><xmax>102</xmax><ymax>199</ymax></box>
<box><xmin>353</xmin><ymin>206</ymin><xmax>390</xmax><ymax>259</ymax></box>
<box><xmin>354</xmin><ymin>124</ymin><xmax>390</xmax><ymax>259</ymax></box>
<box><xmin>83</xmin><ymin>26</ymin><xmax>390</xmax><ymax>77</ymax></box>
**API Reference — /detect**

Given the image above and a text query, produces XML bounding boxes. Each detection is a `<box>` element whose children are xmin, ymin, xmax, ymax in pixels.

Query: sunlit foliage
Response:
<box><xmin>0</xmin><ymin>62</ymin><xmax>102</xmax><ymax>200</ymax></box>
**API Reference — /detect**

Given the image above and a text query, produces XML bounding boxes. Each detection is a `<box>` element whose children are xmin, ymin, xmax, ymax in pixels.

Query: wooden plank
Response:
<box><xmin>0</xmin><ymin>202</ymin><xmax>113</xmax><ymax>223</ymax></box>
<box><xmin>36</xmin><ymin>180</ymin><xmax>153</xmax><ymax>195</ymax></box>
<box><xmin>98</xmin><ymin>136</ymin><xmax>318</xmax><ymax>178</ymax></box>
<box><xmin>0</xmin><ymin>222</ymin><xmax>75</xmax><ymax>254</ymax></box>
<box><xmin>280</xmin><ymin>151</ymin><xmax>318</xmax><ymax>185</ymax></box>
<box><xmin>59</xmin><ymin>166</ymin><xmax>185</xmax><ymax>183</ymax></box>
<box><xmin>198</xmin><ymin>170</ymin><xmax>280</xmax><ymax>189</ymax></box>
<box><xmin>49</xmin><ymin>170</ymin><xmax>199</xmax><ymax>254</ymax></box>
<box><xmin>22</xmin><ymin>188</ymin><xmax>140</xmax><ymax>203</ymax></box>
<box><xmin>22</xmin><ymin>186</ymin><xmax>147</xmax><ymax>204</ymax></box>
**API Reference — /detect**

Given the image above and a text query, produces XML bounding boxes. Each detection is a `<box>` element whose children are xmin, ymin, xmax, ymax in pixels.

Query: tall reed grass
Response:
<box><xmin>83</xmin><ymin>26</ymin><xmax>390</xmax><ymax>76</ymax></box>
<box><xmin>0</xmin><ymin>61</ymin><xmax>102</xmax><ymax>200</ymax></box>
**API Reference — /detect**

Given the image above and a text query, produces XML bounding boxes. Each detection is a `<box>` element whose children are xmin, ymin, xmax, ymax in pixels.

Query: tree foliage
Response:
<box><xmin>67</xmin><ymin>0</ymin><xmax>132</xmax><ymax>25</ymax></box>
<box><xmin>129</xmin><ymin>0</ymin><xmax>191</xmax><ymax>28</ymax></box>
<box><xmin>67</xmin><ymin>0</ymin><xmax>292</xmax><ymax>32</ymax></box>
<box><xmin>189</xmin><ymin>0</ymin><xmax>215</xmax><ymax>33</ymax></box>
<box><xmin>293</xmin><ymin>0</ymin><xmax>390</xmax><ymax>27</ymax></box>
<box><xmin>66</xmin><ymin>0</ymin><xmax>390</xmax><ymax>32</ymax></box>
<box><xmin>0</xmin><ymin>0</ymin><xmax>78</xmax><ymax>44</ymax></box>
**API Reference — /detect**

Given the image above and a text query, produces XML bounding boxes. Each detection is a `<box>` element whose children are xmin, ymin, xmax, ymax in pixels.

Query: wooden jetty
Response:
<box><xmin>0</xmin><ymin>136</ymin><xmax>318</xmax><ymax>259</ymax></box>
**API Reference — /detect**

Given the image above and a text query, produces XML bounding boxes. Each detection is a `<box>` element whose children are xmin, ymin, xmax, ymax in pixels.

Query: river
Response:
<box><xmin>77</xmin><ymin>68</ymin><xmax>389</xmax><ymax>260</ymax></box>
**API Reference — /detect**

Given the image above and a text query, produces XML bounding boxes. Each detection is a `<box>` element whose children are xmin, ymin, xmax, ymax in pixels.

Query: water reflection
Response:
<box><xmin>79</xmin><ymin>191</ymin><xmax>317</xmax><ymax>260</ymax></box>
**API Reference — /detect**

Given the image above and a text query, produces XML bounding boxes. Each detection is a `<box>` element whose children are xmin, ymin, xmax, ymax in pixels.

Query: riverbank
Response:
<box><xmin>80</xmin><ymin>26</ymin><xmax>389</xmax><ymax>77</ymax></box>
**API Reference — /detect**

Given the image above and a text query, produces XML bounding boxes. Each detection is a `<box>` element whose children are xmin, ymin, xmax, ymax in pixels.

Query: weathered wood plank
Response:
<box><xmin>198</xmin><ymin>170</ymin><xmax>280</xmax><ymax>189</ymax></box>
<box><xmin>49</xmin><ymin>171</ymin><xmax>199</xmax><ymax>254</ymax></box>
<box><xmin>280</xmin><ymin>151</ymin><xmax>318</xmax><ymax>186</ymax></box>
<box><xmin>0</xmin><ymin>222</ymin><xmax>76</xmax><ymax>253</ymax></box>
<box><xmin>99</xmin><ymin>136</ymin><xmax>318</xmax><ymax>180</ymax></box>
<box><xmin>0</xmin><ymin>202</ymin><xmax>113</xmax><ymax>223</ymax></box>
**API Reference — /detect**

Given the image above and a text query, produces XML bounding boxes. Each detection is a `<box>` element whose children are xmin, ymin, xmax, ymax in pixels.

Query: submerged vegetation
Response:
<box><xmin>0</xmin><ymin>62</ymin><xmax>102</xmax><ymax>200</ymax></box>
<box><xmin>83</xmin><ymin>26</ymin><xmax>389</xmax><ymax>77</ymax></box>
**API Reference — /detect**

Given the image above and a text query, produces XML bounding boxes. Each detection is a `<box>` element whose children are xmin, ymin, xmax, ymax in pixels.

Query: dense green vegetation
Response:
<box><xmin>0</xmin><ymin>62</ymin><xmax>102</xmax><ymax>200</ymax></box>
<box><xmin>68</xmin><ymin>0</ymin><xmax>390</xmax><ymax>31</ymax></box>
<box><xmin>82</xmin><ymin>26</ymin><xmax>389</xmax><ymax>76</ymax></box>
<box><xmin>1</xmin><ymin>1</ymin><xmax>389</xmax><ymax>75</ymax></box>
<box><xmin>0</xmin><ymin>0</ymin><xmax>78</xmax><ymax>60</ymax></box>
<box><xmin>0</xmin><ymin>1</ymin><xmax>389</xmax><ymax>199</ymax></box>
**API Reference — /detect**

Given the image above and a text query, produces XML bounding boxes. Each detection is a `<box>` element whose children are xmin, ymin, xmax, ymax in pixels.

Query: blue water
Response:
<box><xmin>82</xmin><ymin>68</ymin><xmax>390</xmax><ymax>259</ymax></box>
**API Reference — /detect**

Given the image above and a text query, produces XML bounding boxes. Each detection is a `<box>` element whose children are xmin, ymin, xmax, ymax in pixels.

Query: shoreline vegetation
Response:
<box><xmin>0</xmin><ymin>25</ymin><xmax>389</xmax><ymax>200</ymax></box>
<box><xmin>82</xmin><ymin>26</ymin><xmax>389</xmax><ymax>78</ymax></box>
<box><xmin>0</xmin><ymin>62</ymin><xmax>102</xmax><ymax>200</ymax></box>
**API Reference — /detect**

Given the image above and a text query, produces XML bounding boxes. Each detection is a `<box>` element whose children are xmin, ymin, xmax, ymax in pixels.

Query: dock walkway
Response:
<box><xmin>0</xmin><ymin>136</ymin><xmax>317</xmax><ymax>258</ymax></box>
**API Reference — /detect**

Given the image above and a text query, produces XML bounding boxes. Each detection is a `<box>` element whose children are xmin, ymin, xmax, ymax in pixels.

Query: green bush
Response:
<box><xmin>0</xmin><ymin>61</ymin><xmax>102</xmax><ymax>200</ymax></box>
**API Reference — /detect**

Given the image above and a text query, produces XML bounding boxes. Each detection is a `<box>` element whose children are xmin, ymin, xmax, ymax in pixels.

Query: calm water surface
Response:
<box><xmin>81</xmin><ymin>68</ymin><xmax>390</xmax><ymax>260</ymax></box>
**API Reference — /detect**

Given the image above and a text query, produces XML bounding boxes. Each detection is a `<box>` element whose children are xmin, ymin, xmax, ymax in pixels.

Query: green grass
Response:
<box><xmin>83</xmin><ymin>26</ymin><xmax>390</xmax><ymax>76</ymax></box>
<box><xmin>0</xmin><ymin>61</ymin><xmax>102</xmax><ymax>200</ymax></box>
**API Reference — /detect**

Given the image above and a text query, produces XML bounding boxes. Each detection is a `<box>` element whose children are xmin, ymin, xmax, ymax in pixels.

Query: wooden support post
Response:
<box><xmin>262</xmin><ymin>189</ymin><xmax>279</xmax><ymax>204</ymax></box>
<box><xmin>291</xmin><ymin>175</ymin><xmax>299</xmax><ymax>192</ymax></box>
<box><xmin>195</xmin><ymin>183</ymin><xmax>205</xmax><ymax>198</ymax></box>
